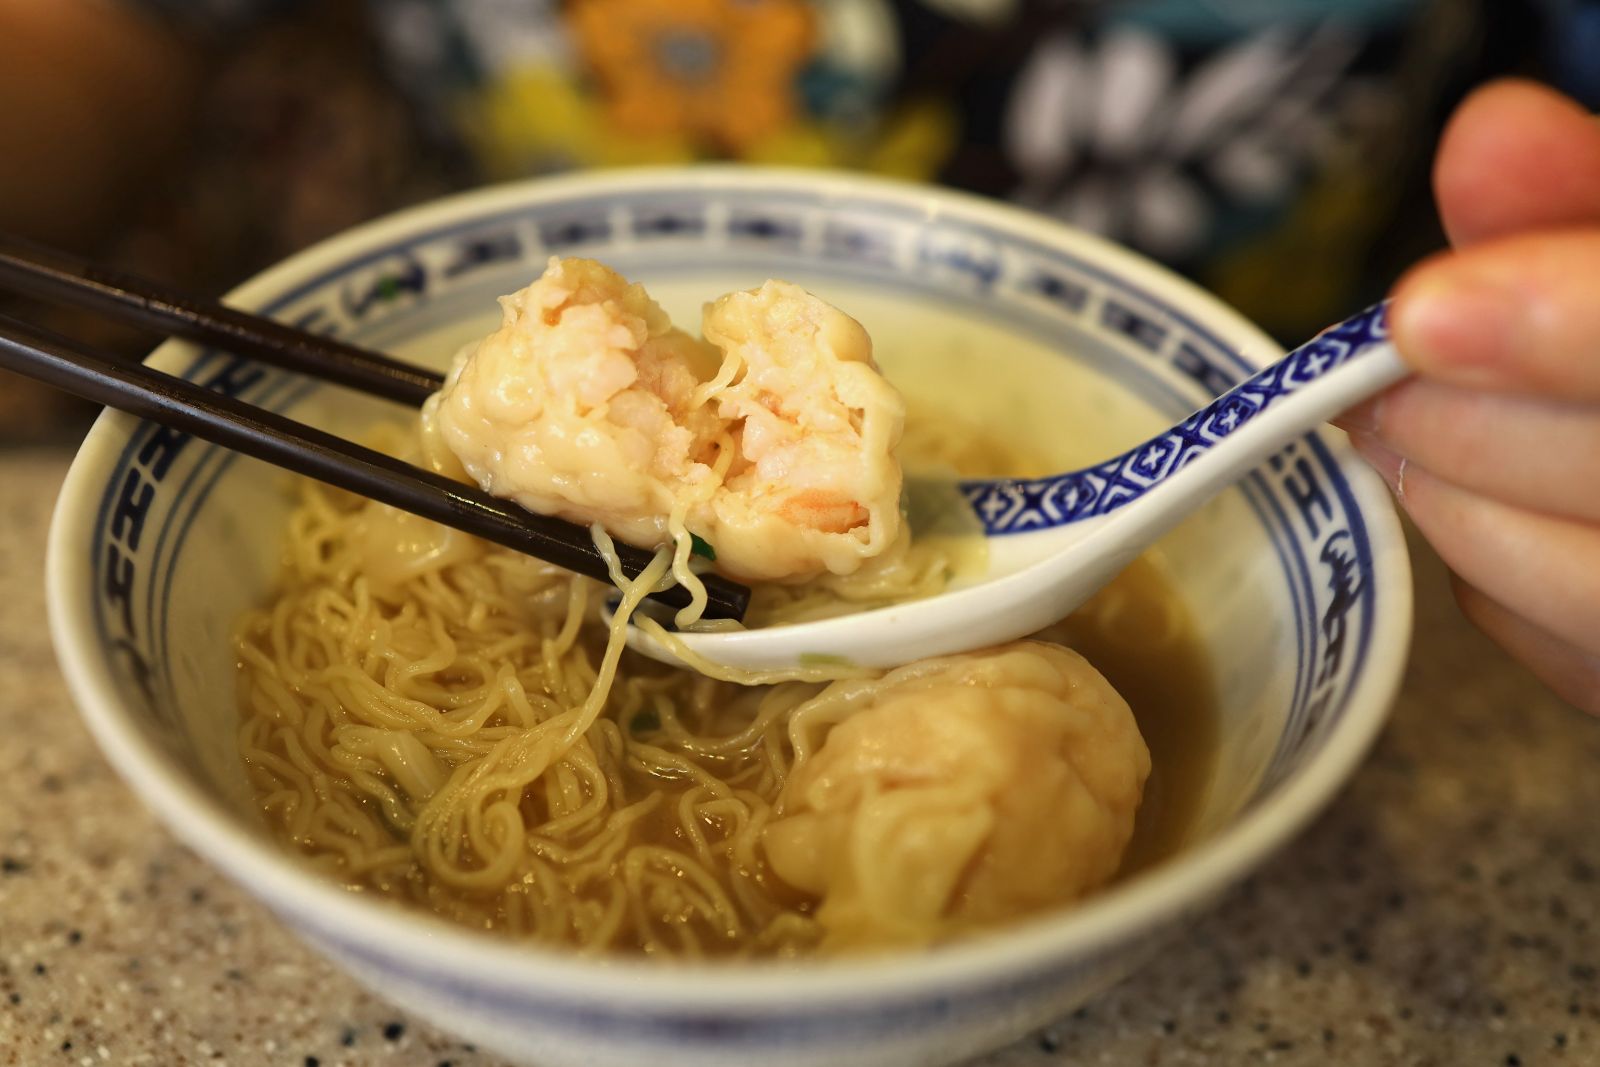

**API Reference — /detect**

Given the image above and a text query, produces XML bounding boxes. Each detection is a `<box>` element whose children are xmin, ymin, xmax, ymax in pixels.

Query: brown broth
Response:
<box><xmin>1037</xmin><ymin>554</ymin><xmax>1218</xmax><ymax>880</ymax></box>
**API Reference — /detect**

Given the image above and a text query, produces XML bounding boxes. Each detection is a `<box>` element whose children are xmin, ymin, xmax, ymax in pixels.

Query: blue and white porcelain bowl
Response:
<box><xmin>45</xmin><ymin>169</ymin><xmax>1412</xmax><ymax>1067</ymax></box>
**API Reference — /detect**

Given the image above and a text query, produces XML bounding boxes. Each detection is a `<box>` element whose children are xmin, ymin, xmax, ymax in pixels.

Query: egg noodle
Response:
<box><xmin>234</xmin><ymin>405</ymin><xmax>1006</xmax><ymax>957</ymax></box>
<box><xmin>239</xmin><ymin>482</ymin><xmax>817</xmax><ymax>956</ymax></box>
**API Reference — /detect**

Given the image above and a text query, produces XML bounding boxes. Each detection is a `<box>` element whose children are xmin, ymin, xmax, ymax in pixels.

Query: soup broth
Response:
<box><xmin>1038</xmin><ymin>557</ymin><xmax>1216</xmax><ymax>879</ymax></box>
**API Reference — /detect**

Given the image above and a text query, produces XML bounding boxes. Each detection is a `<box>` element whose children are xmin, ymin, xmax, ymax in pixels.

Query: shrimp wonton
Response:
<box><xmin>422</xmin><ymin>257</ymin><xmax>905</xmax><ymax>583</ymax></box>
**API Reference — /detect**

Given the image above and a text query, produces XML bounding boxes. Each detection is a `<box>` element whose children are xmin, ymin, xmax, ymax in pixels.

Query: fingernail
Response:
<box><xmin>1333</xmin><ymin>396</ymin><xmax>1384</xmax><ymax>435</ymax></box>
<box><xmin>1348</xmin><ymin>433</ymin><xmax>1408</xmax><ymax>500</ymax></box>
<box><xmin>1391</xmin><ymin>271</ymin><xmax>1522</xmax><ymax>384</ymax></box>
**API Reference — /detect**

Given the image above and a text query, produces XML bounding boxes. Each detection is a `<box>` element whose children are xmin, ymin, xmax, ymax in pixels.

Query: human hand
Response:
<box><xmin>1339</xmin><ymin>80</ymin><xmax>1600</xmax><ymax>713</ymax></box>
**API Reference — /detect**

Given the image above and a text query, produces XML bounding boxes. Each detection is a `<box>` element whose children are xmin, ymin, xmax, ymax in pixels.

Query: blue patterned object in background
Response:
<box><xmin>117</xmin><ymin>0</ymin><xmax>1501</xmax><ymax>349</ymax></box>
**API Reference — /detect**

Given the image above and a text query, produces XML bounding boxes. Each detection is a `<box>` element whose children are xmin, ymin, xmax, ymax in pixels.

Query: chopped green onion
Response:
<box><xmin>690</xmin><ymin>533</ymin><xmax>717</xmax><ymax>561</ymax></box>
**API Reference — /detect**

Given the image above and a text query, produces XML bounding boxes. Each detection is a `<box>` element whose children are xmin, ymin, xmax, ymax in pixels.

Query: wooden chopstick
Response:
<box><xmin>0</xmin><ymin>232</ymin><xmax>443</xmax><ymax>406</ymax></box>
<box><xmin>0</xmin><ymin>314</ymin><xmax>750</xmax><ymax>621</ymax></box>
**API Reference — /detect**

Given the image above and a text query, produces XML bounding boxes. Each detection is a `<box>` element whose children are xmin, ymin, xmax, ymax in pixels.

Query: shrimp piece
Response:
<box><xmin>421</xmin><ymin>257</ymin><xmax>723</xmax><ymax>549</ymax></box>
<box><xmin>694</xmin><ymin>280</ymin><xmax>905</xmax><ymax>582</ymax></box>
<box><xmin>774</xmin><ymin>489</ymin><xmax>869</xmax><ymax>535</ymax></box>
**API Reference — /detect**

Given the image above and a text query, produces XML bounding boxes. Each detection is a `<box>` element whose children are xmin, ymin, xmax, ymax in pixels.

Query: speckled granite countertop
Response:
<box><xmin>4</xmin><ymin>446</ymin><xmax>1599</xmax><ymax>1067</ymax></box>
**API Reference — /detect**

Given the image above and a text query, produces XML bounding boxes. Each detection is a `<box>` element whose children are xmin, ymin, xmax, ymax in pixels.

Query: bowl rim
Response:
<box><xmin>46</xmin><ymin>164</ymin><xmax>1412</xmax><ymax>1011</ymax></box>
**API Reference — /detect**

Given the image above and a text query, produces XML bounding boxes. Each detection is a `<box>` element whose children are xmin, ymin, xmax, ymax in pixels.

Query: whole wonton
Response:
<box><xmin>763</xmin><ymin>640</ymin><xmax>1150</xmax><ymax>950</ymax></box>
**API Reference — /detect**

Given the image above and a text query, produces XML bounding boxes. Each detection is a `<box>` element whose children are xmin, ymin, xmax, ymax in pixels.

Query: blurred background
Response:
<box><xmin>2</xmin><ymin>0</ymin><xmax>1595</xmax><ymax>441</ymax></box>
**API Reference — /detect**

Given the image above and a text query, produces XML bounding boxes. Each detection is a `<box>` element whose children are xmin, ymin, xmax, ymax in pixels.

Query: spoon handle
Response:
<box><xmin>960</xmin><ymin>302</ymin><xmax>1406</xmax><ymax>535</ymax></box>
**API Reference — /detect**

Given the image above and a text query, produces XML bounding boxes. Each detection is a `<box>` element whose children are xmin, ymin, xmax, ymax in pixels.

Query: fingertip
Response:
<box><xmin>1435</xmin><ymin>79</ymin><xmax>1600</xmax><ymax>246</ymax></box>
<box><xmin>1388</xmin><ymin>255</ymin><xmax>1519</xmax><ymax>386</ymax></box>
<box><xmin>1439</xmin><ymin>78</ymin><xmax>1583</xmax><ymax>148</ymax></box>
